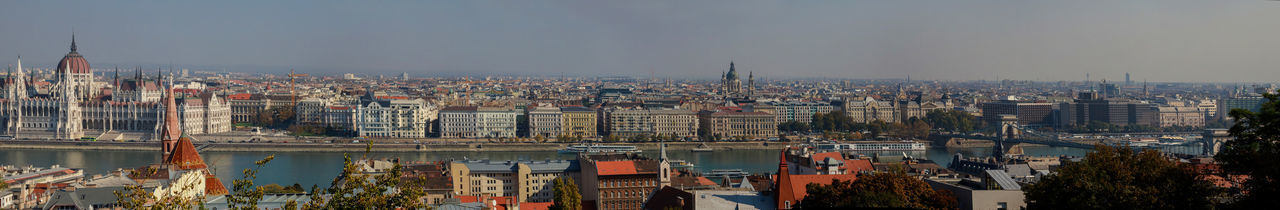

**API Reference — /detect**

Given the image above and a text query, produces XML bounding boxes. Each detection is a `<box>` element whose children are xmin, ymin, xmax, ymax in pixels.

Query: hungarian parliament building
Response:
<box><xmin>2</xmin><ymin>37</ymin><xmax>231</xmax><ymax>140</ymax></box>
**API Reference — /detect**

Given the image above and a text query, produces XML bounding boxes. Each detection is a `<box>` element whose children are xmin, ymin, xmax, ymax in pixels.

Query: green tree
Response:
<box><xmin>301</xmin><ymin>154</ymin><xmax>427</xmax><ymax>209</ymax></box>
<box><xmin>800</xmin><ymin>171</ymin><xmax>956</xmax><ymax>209</ymax></box>
<box><xmin>924</xmin><ymin>109</ymin><xmax>976</xmax><ymax>133</ymax></box>
<box><xmin>1024</xmin><ymin>144</ymin><xmax>1218</xmax><ymax>209</ymax></box>
<box><xmin>551</xmin><ymin>177</ymin><xmax>582</xmax><ymax>210</ymax></box>
<box><xmin>113</xmin><ymin>167</ymin><xmax>207</xmax><ymax>210</ymax></box>
<box><xmin>228</xmin><ymin>155</ymin><xmax>276</xmax><ymax>210</ymax></box>
<box><xmin>1217</xmin><ymin>93</ymin><xmax>1280</xmax><ymax>208</ymax></box>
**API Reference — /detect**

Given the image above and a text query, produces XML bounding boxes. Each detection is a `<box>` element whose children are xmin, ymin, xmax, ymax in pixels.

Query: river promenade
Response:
<box><xmin>0</xmin><ymin>139</ymin><xmax>792</xmax><ymax>152</ymax></box>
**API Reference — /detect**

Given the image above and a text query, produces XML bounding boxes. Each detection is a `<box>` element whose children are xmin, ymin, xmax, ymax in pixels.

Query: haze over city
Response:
<box><xmin>3</xmin><ymin>1</ymin><xmax>1280</xmax><ymax>82</ymax></box>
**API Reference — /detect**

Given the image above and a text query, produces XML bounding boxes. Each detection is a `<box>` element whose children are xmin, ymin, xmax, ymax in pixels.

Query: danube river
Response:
<box><xmin>0</xmin><ymin>146</ymin><xmax>1091</xmax><ymax>188</ymax></box>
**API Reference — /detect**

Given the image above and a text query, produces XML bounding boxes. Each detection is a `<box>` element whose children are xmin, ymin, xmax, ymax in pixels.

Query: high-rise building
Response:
<box><xmin>1218</xmin><ymin>96</ymin><xmax>1267</xmax><ymax>121</ymax></box>
<box><xmin>981</xmin><ymin>98</ymin><xmax>1055</xmax><ymax>126</ymax></box>
<box><xmin>1058</xmin><ymin>96</ymin><xmax>1157</xmax><ymax>127</ymax></box>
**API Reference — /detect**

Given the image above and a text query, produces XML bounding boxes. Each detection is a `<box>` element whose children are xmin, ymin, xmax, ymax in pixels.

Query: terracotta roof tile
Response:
<box><xmin>786</xmin><ymin>174</ymin><xmax>856</xmax><ymax>200</ymax></box>
<box><xmin>165</xmin><ymin>136</ymin><xmax>208</xmax><ymax>170</ymax></box>
<box><xmin>205</xmin><ymin>174</ymin><xmax>228</xmax><ymax>196</ymax></box>
<box><xmin>596</xmin><ymin>161</ymin><xmax>639</xmax><ymax>176</ymax></box>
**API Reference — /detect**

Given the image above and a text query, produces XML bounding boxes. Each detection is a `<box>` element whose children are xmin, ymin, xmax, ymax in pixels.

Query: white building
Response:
<box><xmin>477</xmin><ymin>107</ymin><xmax>518</xmax><ymax>138</ymax></box>
<box><xmin>355</xmin><ymin>99</ymin><xmax>434</xmax><ymax>138</ymax></box>
<box><xmin>439</xmin><ymin>106</ymin><xmax>478</xmax><ymax>138</ymax></box>
<box><xmin>527</xmin><ymin>105</ymin><xmax>563</xmax><ymax>138</ymax></box>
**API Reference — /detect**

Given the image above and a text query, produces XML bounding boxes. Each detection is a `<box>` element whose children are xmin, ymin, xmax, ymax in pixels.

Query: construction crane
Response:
<box><xmin>288</xmin><ymin>69</ymin><xmax>308</xmax><ymax>106</ymax></box>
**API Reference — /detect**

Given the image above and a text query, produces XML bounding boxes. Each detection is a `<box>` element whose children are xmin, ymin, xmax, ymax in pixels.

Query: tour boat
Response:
<box><xmin>814</xmin><ymin>141</ymin><xmax>927</xmax><ymax>151</ymax></box>
<box><xmin>557</xmin><ymin>144</ymin><xmax>642</xmax><ymax>154</ymax></box>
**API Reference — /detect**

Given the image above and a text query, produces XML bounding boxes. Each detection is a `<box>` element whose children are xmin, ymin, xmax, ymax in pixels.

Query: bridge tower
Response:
<box><xmin>1202</xmin><ymin>129</ymin><xmax>1230</xmax><ymax>156</ymax></box>
<box><xmin>994</xmin><ymin>115</ymin><xmax>1021</xmax><ymax>161</ymax></box>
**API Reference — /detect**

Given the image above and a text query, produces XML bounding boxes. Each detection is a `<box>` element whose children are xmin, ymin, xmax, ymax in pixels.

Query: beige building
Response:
<box><xmin>603</xmin><ymin>107</ymin><xmax>697</xmax><ymax>138</ymax></box>
<box><xmin>699</xmin><ymin>111</ymin><xmax>778</xmax><ymax>140</ymax></box>
<box><xmin>560</xmin><ymin>106</ymin><xmax>597</xmax><ymax>138</ymax></box>
<box><xmin>449</xmin><ymin>160</ymin><xmax>579</xmax><ymax>202</ymax></box>
<box><xmin>1156</xmin><ymin>105</ymin><xmax>1205</xmax><ymax>128</ymax></box>
<box><xmin>527</xmin><ymin>105</ymin><xmax>562</xmax><ymax>138</ymax></box>
<box><xmin>844</xmin><ymin>96</ymin><xmax>898</xmax><ymax>123</ymax></box>
<box><xmin>649</xmin><ymin>109</ymin><xmax>698</xmax><ymax>138</ymax></box>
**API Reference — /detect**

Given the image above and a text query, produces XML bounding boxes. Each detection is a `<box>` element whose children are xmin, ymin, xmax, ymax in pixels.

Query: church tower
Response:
<box><xmin>160</xmin><ymin>74</ymin><xmax>182</xmax><ymax>160</ymax></box>
<box><xmin>722</xmin><ymin>62</ymin><xmax>742</xmax><ymax>96</ymax></box>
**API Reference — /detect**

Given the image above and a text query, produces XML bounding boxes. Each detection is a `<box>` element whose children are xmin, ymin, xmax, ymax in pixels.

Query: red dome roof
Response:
<box><xmin>56</xmin><ymin>36</ymin><xmax>90</xmax><ymax>75</ymax></box>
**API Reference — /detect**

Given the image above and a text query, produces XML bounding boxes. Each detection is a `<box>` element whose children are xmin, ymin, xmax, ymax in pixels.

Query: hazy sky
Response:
<box><xmin>2</xmin><ymin>1</ymin><xmax>1279</xmax><ymax>82</ymax></box>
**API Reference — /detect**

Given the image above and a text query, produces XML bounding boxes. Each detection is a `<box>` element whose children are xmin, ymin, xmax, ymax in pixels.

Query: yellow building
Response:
<box><xmin>560</xmin><ymin>106</ymin><xmax>598</xmax><ymax>138</ymax></box>
<box><xmin>450</xmin><ymin>160</ymin><xmax>579</xmax><ymax>202</ymax></box>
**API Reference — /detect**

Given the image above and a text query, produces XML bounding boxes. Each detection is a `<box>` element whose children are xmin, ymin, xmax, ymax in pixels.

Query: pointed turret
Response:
<box><xmin>775</xmin><ymin>147</ymin><xmax>793</xmax><ymax>210</ymax></box>
<box><xmin>160</xmin><ymin>73</ymin><xmax>181</xmax><ymax>160</ymax></box>
<box><xmin>70</xmin><ymin>34</ymin><xmax>78</xmax><ymax>52</ymax></box>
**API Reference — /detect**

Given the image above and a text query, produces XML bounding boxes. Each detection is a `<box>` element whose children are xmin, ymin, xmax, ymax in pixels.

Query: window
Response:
<box><xmin>784</xmin><ymin>201</ymin><xmax>792</xmax><ymax>209</ymax></box>
<box><xmin>997</xmin><ymin>202</ymin><xmax>1008</xmax><ymax>210</ymax></box>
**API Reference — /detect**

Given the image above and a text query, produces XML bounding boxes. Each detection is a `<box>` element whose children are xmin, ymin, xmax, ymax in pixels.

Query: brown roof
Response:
<box><xmin>205</xmin><ymin>174</ymin><xmax>229</xmax><ymax>196</ymax></box>
<box><xmin>165</xmin><ymin>136</ymin><xmax>208</xmax><ymax>170</ymax></box>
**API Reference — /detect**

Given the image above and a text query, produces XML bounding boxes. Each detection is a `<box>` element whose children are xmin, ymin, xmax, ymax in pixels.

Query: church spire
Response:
<box><xmin>160</xmin><ymin>70</ymin><xmax>181</xmax><ymax>160</ymax></box>
<box><xmin>70</xmin><ymin>34</ymin><xmax>78</xmax><ymax>52</ymax></box>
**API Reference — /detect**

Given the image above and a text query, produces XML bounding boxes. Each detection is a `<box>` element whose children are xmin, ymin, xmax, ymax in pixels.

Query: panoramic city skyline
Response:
<box><xmin>4</xmin><ymin>1</ymin><xmax>1280</xmax><ymax>82</ymax></box>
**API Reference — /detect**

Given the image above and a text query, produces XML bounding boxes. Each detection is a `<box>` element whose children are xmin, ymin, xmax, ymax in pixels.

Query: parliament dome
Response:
<box><xmin>56</xmin><ymin>35</ymin><xmax>90</xmax><ymax>75</ymax></box>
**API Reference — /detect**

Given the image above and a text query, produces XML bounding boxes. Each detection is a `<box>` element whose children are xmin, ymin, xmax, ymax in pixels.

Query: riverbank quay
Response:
<box><xmin>0</xmin><ymin>140</ymin><xmax>788</xmax><ymax>153</ymax></box>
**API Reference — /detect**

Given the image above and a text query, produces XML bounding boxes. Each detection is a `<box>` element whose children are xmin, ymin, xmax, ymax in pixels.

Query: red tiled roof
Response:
<box><xmin>695</xmin><ymin>176</ymin><xmax>717</xmax><ymax>186</ymax></box>
<box><xmin>521</xmin><ymin>202</ymin><xmax>554</xmax><ymax>210</ymax></box>
<box><xmin>596</xmin><ymin>161</ymin><xmax>640</xmax><ymax>176</ymax></box>
<box><xmin>227</xmin><ymin>93</ymin><xmax>252</xmax><ymax>100</ymax></box>
<box><xmin>165</xmin><ymin>136</ymin><xmax>208</xmax><ymax>170</ymax></box>
<box><xmin>786</xmin><ymin>174</ymin><xmax>857</xmax><ymax>200</ymax></box>
<box><xmin>844</xmin><ymin>159</ymin><xmax>874</xmax><ymax>174</ymax></box>
<box><xmin>205</xmin><ymin>174</ymin><xmax>228</xmax><ymax>196</ymax></box>
<box><xmin>456</xmin><ymin>196</ymin><xmax>520</xmax><ymax>210</ymax></box>
<box><xmin>811</xmin><ymin>152</ymin><xmax>843</xmax><ymax>163</ymax></box>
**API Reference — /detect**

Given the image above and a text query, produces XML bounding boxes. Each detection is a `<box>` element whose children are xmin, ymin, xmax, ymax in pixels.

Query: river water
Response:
<box><xmin>0</xmin><ymin>146</ymin><xmax>1093</xmax><ymax>188</ymax></box>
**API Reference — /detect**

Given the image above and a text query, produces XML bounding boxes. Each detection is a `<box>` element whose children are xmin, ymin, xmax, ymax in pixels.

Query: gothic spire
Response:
<box><xmin>114</xmin><ymin>66</ymin><xmax>119</xmax><ymax>88</ymax></box>
<box><xmin>70</xmin><ymin>34</ymin><xmax>78</xmax><ymax>52</ymax></box>
<box><xmin>160</xmin><ymin>71</ymin><xmax>181</xmax><ymax>159</ymax></box>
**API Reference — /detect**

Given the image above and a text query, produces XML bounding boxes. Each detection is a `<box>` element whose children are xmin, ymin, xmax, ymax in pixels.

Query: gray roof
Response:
<box><xmin>984</xmin><ymin>170</ymin><xmax>1021</xmax><ymax>190</ymax></box>
<box><xmin>433</xmin><ymin>202</ymin><xmax>488</xmax><ymax>210</ymax></box>
<box><xmin>694</xmin><ymin>190</ymin><xmax>773</xmax><ymax>210</ymax></box>
<box><xmin>457</xmin><ymin>159</ymin><xmax>579</xmax><ymax>173</ymax></box>
<box><xmin>43</xmin><ymin>187</ymin><xmax>127</xmax><ymax>209</ymax></box>
<box><xmin>1005</xmin><ymin>164</ymin><xmax>1033</xmax><ymax>178</ymax></box>
<box><xmin>560</xmin><ymin>106</ymin><xmax>595</xmax><ymax>112</ymax></box>
<box><xmin>76</xmin><ymin>175</ymin><xmax>137</xmax><ymax>188</ymax></box>
<box><xmin>204</xmin><ymin>194</ymin><xmax>312</xmax><ymax>209</ymax></box>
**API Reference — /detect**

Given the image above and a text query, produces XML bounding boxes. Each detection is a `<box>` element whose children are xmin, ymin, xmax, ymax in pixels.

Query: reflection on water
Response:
<box><xmin>0</xmin><ymin>145</ymin><xmax>1095</xmax><ymax>188</ymax></box>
